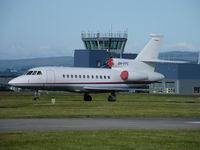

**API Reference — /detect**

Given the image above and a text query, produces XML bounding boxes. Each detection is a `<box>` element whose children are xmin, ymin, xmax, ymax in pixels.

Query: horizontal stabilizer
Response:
<box><xmin>142</xmin><ymin>59</ymin><xmax>188</xmax><ymax>64</ymax></box>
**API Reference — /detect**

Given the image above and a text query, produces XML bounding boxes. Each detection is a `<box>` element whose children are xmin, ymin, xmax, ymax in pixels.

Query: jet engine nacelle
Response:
<box><xmin>120</xmin><ymin>71</ymin><xmax>164</xmax><ymax>81</ymax></box>
<box><xmin>120</xmin><ymin>71</ymin><xmax>148</xmax><ymax>81</ymax></box>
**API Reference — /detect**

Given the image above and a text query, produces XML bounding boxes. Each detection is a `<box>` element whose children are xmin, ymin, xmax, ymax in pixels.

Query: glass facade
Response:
<box><xmin>194</xmin><ymin>87</ymin><xmax>200</xmax><ymax>93</ymax></box>
<box><xmin>166</xmin><ymin>82</ymin><xmax>175</xmax><ymax>88</ymax></box>
<box><xmin>83</xmin><ymin>40</ymin><xmax>126</xmax><ymax>51</ymax></box>
<box><xmin>85</xmin><ymin>41</ymin><xmax>91</xmax><ymax>50</ymax></box>
<box><xmin>82</xmin><ymin>32</ymin><xmax>127</xmax><ymax>54</ymax></box>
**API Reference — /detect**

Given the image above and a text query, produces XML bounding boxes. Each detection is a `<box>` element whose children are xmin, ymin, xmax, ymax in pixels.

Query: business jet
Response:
<box><xmin>8</xmin><ymin>34</ymin><xmax>180</xmax><ymax>101</ymax></box>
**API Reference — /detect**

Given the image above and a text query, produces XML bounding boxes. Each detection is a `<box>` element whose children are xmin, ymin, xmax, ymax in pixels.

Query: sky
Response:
<box><xmin>0</xmin><ymin>0</ymin><xmax>200</xmax><ymax>60</ymax></box>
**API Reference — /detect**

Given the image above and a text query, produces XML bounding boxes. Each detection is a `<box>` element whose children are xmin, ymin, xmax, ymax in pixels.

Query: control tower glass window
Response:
<box><xmin>113</xmin><ymin>41</ymin><xmax>118</xmax><ymax>49</ymax></box>
<box><xmin>104</xmin><ymin>41</ymin><xmax>109</xmax><ymax>49</ymax></box>
<box><xmin>81</xmin><ymin>32</ymin><xmax>127</xmax><ymax>54</ymax></box>
<box><xmin>110</xmin><ymin>41</ymin><xmax>114</xmax><ymax>49</ymax></box>
<box><xmin>99</xmin><ymin>41</ymin><xmax>104</xmax><ymax>49</ymax></box>
<box><xmin>117</xmin><ymin>41</ymin><xmax>122</xmax><ymax>49</ymax></box>
<box><xmin>91</xmin><ymin>41</ymin><xmax>98</xmax><ymax>49</ymax></box>
<box><xmin>85</xmin><ymin>41</ymin><xmax>91</xmax><ymax>50</ymax></box>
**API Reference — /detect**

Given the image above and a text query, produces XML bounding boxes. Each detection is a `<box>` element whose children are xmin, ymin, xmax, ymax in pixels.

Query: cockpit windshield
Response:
<box><xmin>32</xmin><ymin>71</ymin><xmax>37</xmax><ymax>75</ymax></box>
<box><xmin>26</xmin><ymin>70</ymin><xmax>42</xmax><ymax>75</ymax></box>
<box><xmin>26</xmin><ymin>71</ymin><xmax>33</xmax><ymax>75</ymax></box>
<box><xmin>37</xmin><ymin>71</ymin><xmax>42</xmax><ymax>75</ymax></box>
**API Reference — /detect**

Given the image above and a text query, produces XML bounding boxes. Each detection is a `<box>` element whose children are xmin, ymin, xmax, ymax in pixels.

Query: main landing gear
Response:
<box><xmin>34</xmin><ymin>90</ymin><xmax>40</xmax><ymax>101</ymax></box>
<box><xmin>84</xmin><ymin>93</ymin><xmax>92</xmax><ymax>101</ymax></box>
<box><xmin>108</xmin><ymin>92</ymin><xmax>116</xmax><ymax>102</ymax></box>
<box><xmin>83</xmin><ymin>92</ymin><xmax>117</xmax><ymax>102</ymax></box>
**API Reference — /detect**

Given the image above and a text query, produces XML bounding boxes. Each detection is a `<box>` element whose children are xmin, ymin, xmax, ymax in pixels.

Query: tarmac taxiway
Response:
<box><xmin>0</xmin><ymin>117</ymin><xmax>200</xmax><ymax>132</ymax></box>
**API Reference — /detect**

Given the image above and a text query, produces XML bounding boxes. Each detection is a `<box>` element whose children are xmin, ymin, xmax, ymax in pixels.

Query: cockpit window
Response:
<box><xmin>32</xmin><ymin>71</ymin><xmax>37</xmax><ymax>75</ymax></box>
<box><xmin>37</xmin><ymin>71</ymin><xmax>42</xmax><ymax>75</ymax></box>
<box><xmin>26</xmin><ymin>71</ymin><xmax>33</xmax><ymax>75</ymax></box>
<box><xmin>26</xmin><ymin>70</ymin><xmax>42</xmax><ymax>75</ymax></box>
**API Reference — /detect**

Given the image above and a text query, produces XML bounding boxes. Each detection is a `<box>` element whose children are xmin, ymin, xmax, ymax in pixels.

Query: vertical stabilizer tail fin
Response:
<box><xmin>136</xmin><ymin>34</ymin><xmax>163</xmax><ymax>61</ymax></box>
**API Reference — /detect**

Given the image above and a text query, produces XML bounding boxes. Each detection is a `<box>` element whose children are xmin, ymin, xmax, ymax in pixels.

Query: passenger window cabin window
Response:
<box><xmin>32</xmin><ymin>71</ymin><xmax>37</xmax><ymax>75</ymax></box>
<box><xmin>63</xmin><ymin>74</ymin><xmax>65</xmax><ymax>78</ymax></box>
<box><xmin>37</xmin><ymin>71</ymin><xmax>42</xmax><ymax>75</ymax></box>
<box><xmin>104</xmin><ymin>76</ymin><xmax>106</xmax><ymax>79</ymax></box>
<box><xmin>87</xmin><ymin>75</ymin><xmax>89</xmax><ymax>79</ymax></box>
<box><xmin>96</xmin><ymin>75</ymin><xmax>98</xmax><ymax>79</ymax></box>
<box><xmin>79</xmin><ymin>75</ymin><xmax>81</xmax><ymax>78</ymax></box>
<box><xmin>100</xmin><ymin>75</ymin><xmax>102</xmax><ymax>79</ymax></box>
<box><xmin>26</xmin><ymin>71</ymin><xmax>33</xmax><ymax>75</ymax></box>
<box><xmin>75</xmin><ymin>75</ymin><xmax>77</xmax><ymax>78</ymax></box>
<box><xmin>108</xmin><ymin>76</ymin><xmax>110</xmax><ymax>79</ymax></box>
<box><xmin>67</xmin><ymin>75</ymin><xmax>69</xmax><ymax>78</ymax></box>
<box><xmin>71</xmin><ymin>75</ymin><xmax>73</xmax><ymax>78</ymax></box>
<box><xmin>83</xmin><ymin>75</ymin><xmax>85</xmax><ymax>78</ymax></box>
<box><xmin>91</xmin><ymin>75</ymin><xmax>94</xmax><ymax>79</ymax></box>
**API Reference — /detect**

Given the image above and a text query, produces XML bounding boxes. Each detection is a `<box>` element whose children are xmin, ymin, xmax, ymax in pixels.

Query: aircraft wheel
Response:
<box><xmin>108</xmin><ymin>95</ymin><xmax>116</xmax><ymax>102</ymax></box>
<box><xmin>84</xmin><ymin>94</ymin><xmax>92</xmax><ymax>101</ymax></box>
<box><xmin>34</xmin><ymin>97</ymin><xmax>40</xmax><ymax>101</ymax></box>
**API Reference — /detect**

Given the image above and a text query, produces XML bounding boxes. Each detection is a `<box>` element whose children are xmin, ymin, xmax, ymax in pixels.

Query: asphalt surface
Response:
<box><xmin>0</xmin><ymin>117</ymin><xmax>200</xmax><ymax>132</ymax></box>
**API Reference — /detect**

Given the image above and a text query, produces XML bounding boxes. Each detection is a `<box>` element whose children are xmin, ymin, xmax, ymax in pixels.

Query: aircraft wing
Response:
<box><xmin>84</xmin><ymin>86</ymin><xmax>129</xmax><ymax>92</ymax></box>
<box><xmin>83</xmin><ymin>86</ymin><xmax>150</xmax><ymax>93</ymax></box>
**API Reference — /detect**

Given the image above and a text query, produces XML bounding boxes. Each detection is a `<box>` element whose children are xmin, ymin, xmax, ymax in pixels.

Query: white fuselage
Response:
<box><xmin>9</xmin><ymin>66</ymin><xmax>156</xmax><ymax>93</ymax></box>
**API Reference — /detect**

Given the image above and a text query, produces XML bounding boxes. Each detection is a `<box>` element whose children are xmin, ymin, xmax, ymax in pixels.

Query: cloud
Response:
<box><xmin>0</xmin><ymin>43</ymin><xmax>29</xmax><ymax>60</ymax></box>
<box><xmin>10</xmin><ymin>43</ymin><xmax>23</xmax><ymax>49</ymax></box>
<box><xmin>125</xmin><ymin>41</ymin><xmax>200</xmax><ymax>54</ymax></box>
<box><xmin>124</xmin><ymin>41</ymin><xmax>199</xmax><ymax>54</ymax></box>
<box><xmin>0</xmin><ymin>43</ymin><xmax>73</xmax><ymax>60</ymax></box>
<box><xmin>163</xmin><ymin>42</ymin><xmax>198</xmax><ymax>52</ymax></box>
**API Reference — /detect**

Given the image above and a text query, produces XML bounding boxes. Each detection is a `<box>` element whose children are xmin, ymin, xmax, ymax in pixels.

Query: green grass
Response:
<box><xmin>0</xmin><ymin>92</ymin><xmax>200</xmax><ymax>150</ymax></box>
<box><xmin>0</xmin><ymin>130</ymin><xmax>200</xmax><ymax>150</ymax></box>
<box><xmin>0</xmin><ymin>92</ymin><xmax>200</xmax><ymax>118</ymax></box>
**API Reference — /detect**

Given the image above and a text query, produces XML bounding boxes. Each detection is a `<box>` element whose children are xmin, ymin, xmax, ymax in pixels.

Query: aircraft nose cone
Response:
<box><xmin>8</xmin><ymin>76</ymin><xmax>28</xmax><ymax>88</ymax></box>
<box><xmin>8</xmin><ymin>77</ymin><xmax>22</xmax><ymax>86</ymax></box>
<box><xmin>8</xmin><ymin>79</ymin><xmax>16</xmax><ymax>86</ymax></box>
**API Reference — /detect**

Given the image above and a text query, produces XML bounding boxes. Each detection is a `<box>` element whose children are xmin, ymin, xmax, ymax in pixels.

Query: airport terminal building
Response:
<box><xmin>153</xmin><ymin>63</ymin><xmax>200</xmax><ymax>94</ymax></box>
<box><xmin>74</xmin><ymin>32</ymin><xmax>200</xmax><ymax>94</ymax></box>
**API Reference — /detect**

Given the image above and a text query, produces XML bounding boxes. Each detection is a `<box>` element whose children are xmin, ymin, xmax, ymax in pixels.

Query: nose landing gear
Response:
<box><xmin>34</xmin><ymin>90</ymin><xmax>40</xmax><ymax>101</ymax></box>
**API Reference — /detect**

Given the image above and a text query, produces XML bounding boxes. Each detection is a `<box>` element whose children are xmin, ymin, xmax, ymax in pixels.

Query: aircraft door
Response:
<box><xmin>46</xmin><ymin>70</ymin><xmax>55</xmax><ymax>83</ymax></box>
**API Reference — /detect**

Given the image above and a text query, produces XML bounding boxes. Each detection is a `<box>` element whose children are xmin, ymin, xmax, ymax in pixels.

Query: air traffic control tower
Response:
<box><xmin>74</xmin><ymin>32</ymin><xmax>137</xmax><ymax>68</ymax></box>
<box><xmin>81</xmin><ymin>32</ymin><xmax>127</xmax><ymax>55</ymax></box>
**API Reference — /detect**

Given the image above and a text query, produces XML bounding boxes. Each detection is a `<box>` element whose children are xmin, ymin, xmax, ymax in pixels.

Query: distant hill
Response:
<box><xmin>0</xmin><ymin>56</ymin><xmax>74</xmax><ymax>74</ymax></box>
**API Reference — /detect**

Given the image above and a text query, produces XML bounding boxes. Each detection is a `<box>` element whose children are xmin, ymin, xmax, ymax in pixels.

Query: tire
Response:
<box><xmin>34</xmin><ymin>97</ymin><xmax>39</xmax><ymax>101</ymax></box>
<box><xmin>108</xmin><ymin>95</ymin><xmax>116</xmax><ymax>102</ymax></box>
<box><xmin>84</xmin><ymin>94</ymin><xmax>92</xmax><ymax>101</ymax></box>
